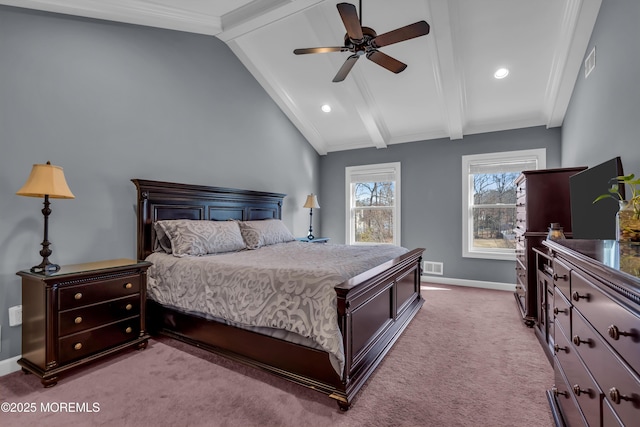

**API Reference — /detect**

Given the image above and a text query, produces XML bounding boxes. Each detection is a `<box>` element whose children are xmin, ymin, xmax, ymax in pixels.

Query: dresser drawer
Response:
<box><xmin>603</xmin><ymin>399</ymin><xmax>624</xmax><ymax>427</ymax></box>
<box><xmin>515</xmin><ymin>236</ymin><xmax>526</xmax><ymax>266</ymax></box>
<box><xmin>553</xmin><ymin>361</ymin><xmax>588</xmax><ymax>427</ymax></box>
<box><xmin>570</xmin><ymin>269</ymin><xmax>640</xmax><ymax>370</ymax></box>
<box><xmin>552</xmin><ymin>259</ymin><xmax>571</xmax><ymax>299</ymax></box>
<box><xmin>516</xmin><ymin>206</ymin><xmax>527</xmax><ymax>231</ymax></box>
<box><xmin>554</xmin><ymin>325</ymin><xmax>601</xmax><ymax>426</ymax></box>
<box><xmin>553</xmin><ymin>288</ymin><xmax>571</xmax><ymax>339</ymax></box>
<box><xmin>572</xmin><ymin>310</ymin><xmax>640</xmax><ymax>427</ymax></box>
<box><xmin>59</xmin><ymin>275</ymin><xmax>140</xmax><ymax>310</ymax></box>
<box><xmin>58</xmin><ymin>317</ymin><xmax>141</xmax><ymax>364</ymax></box>
<box><xmin>59</xmin><ymin>294</ymin><xmax>140</xmax><ymax>336</ymax></box>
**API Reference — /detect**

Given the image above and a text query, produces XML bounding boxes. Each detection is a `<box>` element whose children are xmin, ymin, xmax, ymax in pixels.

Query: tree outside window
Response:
<box><xmin>353</xmin><ymin>181</ymin><xmax>395</xmax><ymax>243</ymax></box>
<box><xmin>471</xmin><ymin>172</ymin><xmax>518</xmax><ymax>249</ymax></box>
<box><xmin>346</xmin><ymin>162</ymin><xmax>401</xmax><ymax>246</ymax></box>
<box><xmin>462</xmin><ymin>149</ymin><xmax>545</xmax><ymax>260</ymax></box>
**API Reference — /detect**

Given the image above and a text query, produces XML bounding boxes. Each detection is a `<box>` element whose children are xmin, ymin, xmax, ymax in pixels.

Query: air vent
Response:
<box><xmin>423</xmin><ymin>261</ymin><xmax>443</xmax><ymax>275</ymax></box>
<box><xmin>584</xmin><ymin>46</ymin><xmax>596</xmax><ymax>78</ymax></box>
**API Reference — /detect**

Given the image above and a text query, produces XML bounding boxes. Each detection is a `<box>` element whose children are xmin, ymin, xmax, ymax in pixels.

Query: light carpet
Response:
<box><xmin>0</xmin><ymin>285</ymin><xmax>554</xmax><ymax>427</ymax></box>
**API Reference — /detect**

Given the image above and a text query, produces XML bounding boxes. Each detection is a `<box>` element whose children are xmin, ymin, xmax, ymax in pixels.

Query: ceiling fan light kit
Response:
<box><xmin>294</xmin><ymin>2</ymin><xmax>430</xmax><ymax>82</ymax></box>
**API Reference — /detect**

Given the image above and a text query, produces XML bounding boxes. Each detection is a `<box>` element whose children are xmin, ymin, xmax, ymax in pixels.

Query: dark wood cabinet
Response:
<box><xmin>17</xmin><ymin>259</ymin><xmax>151</xmax><ymax>387</ymax></box>
<box><xmin>534</xmin><ymin>247</ymin><xmax>555</xmax><ymax>362</ymax></box>
<box><xmin>514</xmin><ymin>167</ymin><xmax>585</xmax><ymax>327</ymax></box>
<box><xmin>544</xmin><ymin>240</ymin><xmax>640</xmax><ymax>427</ymax></box>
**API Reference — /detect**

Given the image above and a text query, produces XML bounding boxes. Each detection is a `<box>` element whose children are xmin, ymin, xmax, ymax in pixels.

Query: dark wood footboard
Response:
<box><xmin>132</xmin><ymin>179</ymin><xmax>424</xmax><ymax>409</ymax></box>
<box><xmin>336</xmin><ymin>247</ymin><xmax>424</xmax><ymax>408</ymax></box>
<box><xmin>146</xmin><ymin>248</ymin><xmax>424</xmax><ymax>410</ymax></box>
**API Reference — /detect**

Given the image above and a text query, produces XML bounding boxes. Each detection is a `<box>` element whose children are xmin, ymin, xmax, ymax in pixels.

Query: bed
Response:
<box><xmin>132</xmin><ymin>179</ymin><xmax>424</xmax><ymax>410</ymax></box>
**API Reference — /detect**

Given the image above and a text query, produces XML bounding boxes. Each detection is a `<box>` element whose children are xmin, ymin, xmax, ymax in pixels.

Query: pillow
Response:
<box><xmin>238</xmin><ymin>219</ymin><xmax>295</xmax><ymax>249</ymax></box>
<box><xmin>154</xmin><ymin>219</ymin><xmax>246</xmax><ymax>257</ymax></box>
<box><xmin>153</xmin><ymin>223</ymin><xmax>173</xmax><ymax>253</ymax></box>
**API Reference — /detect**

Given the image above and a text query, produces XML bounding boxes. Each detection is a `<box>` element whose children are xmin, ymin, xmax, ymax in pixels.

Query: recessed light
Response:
<box><xmin>321</xmin><ymin>104</ymin><xmax>332</xmax><ymax>113</ymax></box>
<box><xmin>494</xmin><ymin>68</ymin><xmax>509</xmax><ymax>79</ymax></box>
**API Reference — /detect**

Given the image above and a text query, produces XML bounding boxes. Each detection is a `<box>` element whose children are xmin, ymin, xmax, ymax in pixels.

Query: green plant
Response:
<box><xmin>593</xmin><ymin>173</ymin><xmax>640</xmax><ymax>220</ymax></box>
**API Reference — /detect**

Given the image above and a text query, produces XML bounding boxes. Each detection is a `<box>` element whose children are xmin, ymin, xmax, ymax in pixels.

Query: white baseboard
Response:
<box><xmin>421</xmin><ymin>275</ymin><xmax>516</xmax><ymax>292</ymax></box>
<box><xmin>0</xmin><ymin>355</ymin><xmax>21</xmax><ymax>377</ymax></box>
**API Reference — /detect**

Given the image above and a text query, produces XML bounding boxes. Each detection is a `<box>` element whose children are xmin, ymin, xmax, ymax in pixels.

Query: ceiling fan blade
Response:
<box><xmin>337</xmin><ymin>3</ymin><xmax>363</xmax><ymax>42</ymax></box>
<box><xmin>333</xmin><ymin>54</ymin><xmax>360</xmax><ymax>82</ymax></box>
<box><xmin>371</xmin><ymin>21</ymin><xmax>430</xmax><ymax>48</ymax></box>
<box><xmin>366</xmin><ymin>50</ymin><xmax>407</xmax><ymax>74</ymax></box>
<box><xmin>293</xmin><ymin>47</ymin><xmax>349</xmax><ymax>55</ymax></box>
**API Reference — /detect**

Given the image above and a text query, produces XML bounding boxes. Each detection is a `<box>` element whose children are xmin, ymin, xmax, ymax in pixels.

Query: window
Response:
<box><xmin>462</xmin><ymin>149</ymin><xmax>546</xmax><ymax>260</ymax></box>
<box><xmin>346</xmin><ymin>162</ymin><xmax>401</xmax><ymax>245</ymax></box>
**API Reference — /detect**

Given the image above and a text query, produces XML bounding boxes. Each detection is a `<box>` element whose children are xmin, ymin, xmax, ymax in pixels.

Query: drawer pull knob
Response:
<box><xmin>609</xmin><ymin>387</ymin><xmax>632</xmax><ymax>405</ymax></box>
<box><xmin>607</xmin><ymin>325</ymin><xmax>633</xmax><ymax>340</ymax></box>
<box><xmin>572</xmin><ymin>335</ymin><xmax>591</xmax><ymax>347</ymax></box>
<box><xmin>553</xmin><ymin>273</ymin><xmax>568</xmax><ymax>281</ymax></box>
<box><xmin>125</xmin><ymin>304</ymin><xmax>133</xmax><ymax>311</ymax></box>
<box><xmin>553</xmin><ymin>307</ymin><xmax>568</xmax><ymax>316</ymax></box>
<box><xmin>74</xmin><ymin>292</ymin><xmax>83</xmax><ymax>300</ymax></box>
<box><xmin>572</xmin><ymin>384</ymin><xmax>591</xmax><ymax>397</ymax></box>
<box><xmin>125</xmin><ymin>326</ymin><xmax>133</xmax><ymax>334</ymax></box>
<box><xmin>552</xmin><ymin>387</ymin><xmax>568</xmax><ymax>398</ymax></box>
<box><xmin>553</xmin><ymin>344</ymin><xmax>568</xmax><ymax>353</ymax></box>
<box><xmin>571</xmin><ymin>291</ymin><xmax>590</xmax><ymax>302</ymax></box>
<box><xmin>124</xmin><ymin>283</ymin><xmax>133</xmax><ymax>289</ymax></box>
<box><xmin>74</xmin><ymin>316</ymin><xmax>83</xmax><ymax>324</ymax></box>
<box><xmin>73</xmin><ymin>343</ymin><xmax>82</xmax><ymax>351</ymax></box>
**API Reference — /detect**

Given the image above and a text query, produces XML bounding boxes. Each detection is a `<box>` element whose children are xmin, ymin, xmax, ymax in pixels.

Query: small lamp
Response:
<box><xmin>303</xmin><ymin>193</ymin><xmax>320</xmax><ymax>240</ymax></box>
<box><xmin>16</xmin><ymin>161</ymin><xmax>75</xmax><ymax>273</ymax></box>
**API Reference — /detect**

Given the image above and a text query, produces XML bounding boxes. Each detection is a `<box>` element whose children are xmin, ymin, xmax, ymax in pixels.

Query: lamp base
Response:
<box><xmin>31</xmin><ymin>261</ymin><xmax>60</xmax><ymax>274</ymax></box>
<box><xmin>307</xmin><ymin>234</ymin><xmax>315</xmax><ymax>240</ymax></box>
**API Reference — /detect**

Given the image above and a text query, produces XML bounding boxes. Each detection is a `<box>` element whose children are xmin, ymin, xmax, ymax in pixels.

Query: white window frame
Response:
<box><xmin>462</xmin><ymin>149</ymin><xmax>546</xmax><ymax>260</ymax></box>
<box><xmin>345</xmin><ymin>162</ymin><xmax>401</xmax><ymax>246</ymax></box>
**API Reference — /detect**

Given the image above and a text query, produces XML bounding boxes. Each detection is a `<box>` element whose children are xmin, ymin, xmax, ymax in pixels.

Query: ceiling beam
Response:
<box><xmin>0</xmin><ymin>0</ymin><xmax>224</xmax><ymax>35</ymax></box>
<box><xmin>543</xmin><ymin>0</ymin><xmax>602</xmax><ymax>128</ymax></box>
<box><xmin>427</xmin><ymin>0</ymin><xmax>465</xmax><ymax>140</ymax></box>
<box><xmin>217</xmin><ymin>0</ymin><xmax>324</xmax><ymax>42</ymax></box>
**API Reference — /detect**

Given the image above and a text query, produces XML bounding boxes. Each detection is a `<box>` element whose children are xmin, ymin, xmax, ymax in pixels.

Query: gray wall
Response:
<box><xmin>0</xmin><ymin>6</ymin><xmax>319</xmax><ymax>361</ymax></box>
<box><xmin>561</xmin><ymin>0</ymin><xmax>640</xmax><ymax>173</ymax></box>
<box><xmin>319</xmin><ymin>126</ymin><xmax>562</xmax><ymax>283</ymax></box>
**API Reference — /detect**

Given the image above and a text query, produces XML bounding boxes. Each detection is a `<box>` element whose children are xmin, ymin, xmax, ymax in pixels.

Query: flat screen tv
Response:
<box><xmin>570</xmin><ymin>157</ymin><xmax>625</xmax><ymax>239</ymax></box>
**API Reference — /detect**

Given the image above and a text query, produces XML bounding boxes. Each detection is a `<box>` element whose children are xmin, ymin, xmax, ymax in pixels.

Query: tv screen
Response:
<box><xmin>570</xmin><ymin>157</ymin><xmax>625</xmax><ymax>239</ymax></box>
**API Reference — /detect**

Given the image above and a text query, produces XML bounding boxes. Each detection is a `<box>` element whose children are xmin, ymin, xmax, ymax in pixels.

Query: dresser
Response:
<box><xmin>514</xmin><ymin>167</ymin><xmax>585</xmax><ymax>328</ymax></box>
<box><xmin>544</xmin><ymin>239</ymin><xmax>640</xmax><ymax>427</ymax></box>
<box><xmin>17</xmin><ymin>259</ymin><xmax>152</xmax><ymax>387</ymax></box>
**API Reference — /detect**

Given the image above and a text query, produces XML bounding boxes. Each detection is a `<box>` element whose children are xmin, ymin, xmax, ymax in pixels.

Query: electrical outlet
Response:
<box><xmin>8</xmin><ymin>305</ymin><xmax>22</xmax><ymax>326</ymax></box>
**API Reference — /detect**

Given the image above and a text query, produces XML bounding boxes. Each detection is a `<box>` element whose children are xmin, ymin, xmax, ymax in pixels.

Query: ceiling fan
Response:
<box><xmin>293</xmin><ymin>1</ymin><xmax>430</xmax><ymax>82</ymax></box>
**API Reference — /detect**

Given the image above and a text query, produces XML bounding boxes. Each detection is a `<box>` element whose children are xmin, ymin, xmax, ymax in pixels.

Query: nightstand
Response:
<box><xmin>16</xmin><ymin>259</ymin><xmax>152</xmax><ymax>387</ymax></box>
<box><xmin>296</xmin><ymin>237</ymin><xmax>330</xmax><ymax>243</ymax></box>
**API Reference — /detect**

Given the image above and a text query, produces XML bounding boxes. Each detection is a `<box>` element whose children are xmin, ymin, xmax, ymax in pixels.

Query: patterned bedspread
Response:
<box><xmin>145</xmin><ymin>241</ymin><xmax>408</xmax><ymax>376</ymax></box>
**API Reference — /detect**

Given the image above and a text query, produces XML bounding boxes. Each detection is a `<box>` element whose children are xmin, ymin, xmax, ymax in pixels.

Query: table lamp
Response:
<box><xmin>16</xmin><ymin>161</ymin><xmax>75</xmax><ymax>273</ymax></box>
<box><xmin>303</xmin><ymin>193</ymin><xmax>320</xmax><ymax>240</ymax></box>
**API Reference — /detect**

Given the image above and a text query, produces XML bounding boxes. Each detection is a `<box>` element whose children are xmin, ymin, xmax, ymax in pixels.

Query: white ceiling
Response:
<box><xmin>2</xmin><ymin>0</ymin><xmax>602</xmax><ymax>155</ymax></box>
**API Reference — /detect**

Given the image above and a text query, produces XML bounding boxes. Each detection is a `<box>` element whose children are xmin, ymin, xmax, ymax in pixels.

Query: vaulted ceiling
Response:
<box><xmin>2</xmin><ymin>0</ymin><xmax>602</xmax><ymax>154</ymax></box>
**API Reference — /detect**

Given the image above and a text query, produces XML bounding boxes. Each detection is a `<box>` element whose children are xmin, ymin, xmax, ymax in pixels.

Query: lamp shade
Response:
<box><xmin>303</xmin><ymin>194</ymin><xmax>320</xmax><ymax>209</ymax></box>
<box><xmin>16</xmin><ymin>162</ymin><xmax>75</xmax><ymax>199</ymax></box>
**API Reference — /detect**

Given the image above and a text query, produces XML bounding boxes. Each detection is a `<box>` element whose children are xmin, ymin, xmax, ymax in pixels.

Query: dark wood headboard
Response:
<box><xmin>132</xmin><ymin>179</ymin><xmax>285</xmax><ymax>260</ymax></box>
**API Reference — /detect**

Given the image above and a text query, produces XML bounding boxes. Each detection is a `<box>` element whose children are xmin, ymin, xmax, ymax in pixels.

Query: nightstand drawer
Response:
<box><xmin>59</xmin><ymin>275</ymin><xmax>140</xmax><ymax>310</ymax></box>
<box><xmin>59</xmin><ymin>294</ymin><xmax>140</xmax><ymax>336</ymax></box>
<box><xmin>58</xmin><ymin>317</ymin><xmax>140</xmax><ymax>364</ymax></box>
